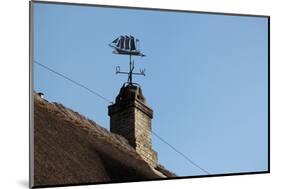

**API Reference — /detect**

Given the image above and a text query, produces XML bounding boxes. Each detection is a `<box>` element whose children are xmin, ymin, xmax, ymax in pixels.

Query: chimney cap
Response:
<box><xmin>115</xmin><ymin>83</ymin><xmax>146</xmax><ymax>103</ymax></box>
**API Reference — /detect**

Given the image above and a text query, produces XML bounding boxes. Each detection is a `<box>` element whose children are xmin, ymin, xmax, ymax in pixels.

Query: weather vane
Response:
<box><xmin>109</xmin><ymin>35</ymin><xmax>146</xmax><ymax>85</ymax></box>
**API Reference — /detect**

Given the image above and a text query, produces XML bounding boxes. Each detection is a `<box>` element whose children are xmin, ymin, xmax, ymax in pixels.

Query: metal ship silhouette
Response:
<box><xmin>109</xmin><ymin>35</ymin><xmax>145</xmax><ymax>57</ymax></box>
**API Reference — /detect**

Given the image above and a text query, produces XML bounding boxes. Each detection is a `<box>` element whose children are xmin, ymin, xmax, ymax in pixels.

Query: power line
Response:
<box><xmin>34</xmin><ymin>60</ymin><xmax>209</xmax><ymax>175</ymax></box>
<box><xmin>34</xmin><ymin>60</ymin><xmax>113</xmax><ymax>104</ymax></box>
<box><xmin>152</xmin><ymin>130</ymin><xmax>210</xmax><ymax>175</ymax></box>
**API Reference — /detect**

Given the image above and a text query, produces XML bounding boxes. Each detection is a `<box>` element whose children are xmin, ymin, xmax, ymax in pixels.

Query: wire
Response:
<box><xmin>34</xmin><ymin>60</ymin><xmax>113</xmax><ymax>104</ymax></box>
<box><xmin>152</xmin><ymin>130</ymin><xmax>210</xmax><ymax>175</ymax></box>
<box><xmin>34</xmin><ymin>60</ymin><xmax>209</xmax><ymax>175</ymax></box>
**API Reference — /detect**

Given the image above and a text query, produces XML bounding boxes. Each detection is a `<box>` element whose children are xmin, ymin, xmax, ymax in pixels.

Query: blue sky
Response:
<box><xmin>33</xmin><ymin>2</ymin><xmax>268</xmax><ymax>176</ymax></box>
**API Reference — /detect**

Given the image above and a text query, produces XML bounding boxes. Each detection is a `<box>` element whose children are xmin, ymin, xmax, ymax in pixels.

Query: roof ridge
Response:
<box><xmin>34</xmin><ymin>93</ymin><xmax>136</xmax><ymax>153</ymax></box>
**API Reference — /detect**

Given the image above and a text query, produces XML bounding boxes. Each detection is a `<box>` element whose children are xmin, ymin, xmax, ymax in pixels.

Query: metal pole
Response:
<box><xmin>129</xmin><ymin>54</ymin><xmax>132</xmax><ymax>85</ymax></box>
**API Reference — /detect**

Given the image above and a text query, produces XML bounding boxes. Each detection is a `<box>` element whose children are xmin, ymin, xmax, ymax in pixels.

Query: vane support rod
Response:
<box><xmin>129</xmin><ymin>55</ymin><xmax>133</xmax><ymax>84</ymax></box>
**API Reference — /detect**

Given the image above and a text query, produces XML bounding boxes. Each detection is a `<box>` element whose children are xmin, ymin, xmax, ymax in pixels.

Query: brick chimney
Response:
<box><xmin>108</xmin><ymin>84</ymin><xmax>157</xmax><ymax>168</ymax></box>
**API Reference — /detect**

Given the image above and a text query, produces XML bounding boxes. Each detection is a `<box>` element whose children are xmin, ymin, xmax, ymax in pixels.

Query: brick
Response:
<box><xmin>108</xmin><ymin>85</ymin><xmax>157</xmax><ymax>167</ymax></box>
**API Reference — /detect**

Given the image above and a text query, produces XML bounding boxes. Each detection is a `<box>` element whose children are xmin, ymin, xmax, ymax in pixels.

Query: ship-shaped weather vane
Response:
<box><xmin>109</xmin><ymin>35</ymin><xmax>146</xmax><ymax>85</ymax></box>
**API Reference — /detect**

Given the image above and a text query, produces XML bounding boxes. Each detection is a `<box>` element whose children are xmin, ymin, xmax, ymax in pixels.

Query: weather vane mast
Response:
<box><xmin>109</xmin><ymin>35</ymin><xmax>146</xmax><ymax>85</ymax></box>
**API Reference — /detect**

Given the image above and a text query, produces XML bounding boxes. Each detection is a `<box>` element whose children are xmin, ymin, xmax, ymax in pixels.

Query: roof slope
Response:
<box><xmin>32</xmin><ymin>93</ymin><xmax>175</xmax><ymax>187</ymax></box>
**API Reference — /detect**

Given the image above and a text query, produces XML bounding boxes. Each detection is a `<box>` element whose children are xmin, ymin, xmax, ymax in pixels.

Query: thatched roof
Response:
<box><xmin>32</xmin><ymin>92</ymin><xmax>175</xmax><ymax>187</ymax></box>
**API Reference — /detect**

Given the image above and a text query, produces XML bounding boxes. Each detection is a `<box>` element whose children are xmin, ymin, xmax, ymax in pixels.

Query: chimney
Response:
<box><xmin>108</xmin><ymin>84</ymin><xmax>158</xmax><ymax>168</ymax></box>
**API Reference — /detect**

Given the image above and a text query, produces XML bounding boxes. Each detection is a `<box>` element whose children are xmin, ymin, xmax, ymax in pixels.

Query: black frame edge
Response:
<box><xmin>32</xmin><ymin>0</ymin><xmax>270</xmax><ymax>18</ymax></box>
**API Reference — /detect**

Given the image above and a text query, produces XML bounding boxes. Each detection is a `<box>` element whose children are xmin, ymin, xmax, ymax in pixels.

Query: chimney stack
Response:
<box><xmin>108</xmin><ymin>84</ymin><xmax>157</xmax><ymax>168</ymax></box>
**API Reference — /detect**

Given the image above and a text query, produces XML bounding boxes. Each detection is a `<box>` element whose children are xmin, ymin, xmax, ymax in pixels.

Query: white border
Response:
<box><xmin>1</xmin><ymin>0</ymin><xmax>279</xmax><ymax>189</ymax></box>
